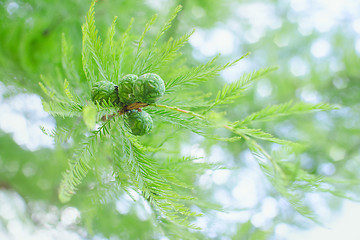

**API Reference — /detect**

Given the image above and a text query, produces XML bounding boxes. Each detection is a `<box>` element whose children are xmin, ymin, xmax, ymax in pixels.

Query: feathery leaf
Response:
<box><xmin>132</xmin><ymin>14</ymin><xmax>158</xmax><ymax>74</ymax></box>
<box><xmin>238</xmin><ymin>101</ymin><xmax>339</xmax><ymax>126</ymax></box>
<box><xmin>61</xmin><ymin>33</ymin><xmax>80</xmax><ymax>82</ymax></box>
<box><xmin>82</xmin><ymin>0</ymin><xmax>108</xmax><ymax>84</ymax></box>
<box><xmin>208</xmin><ymin>66</ymin><xmax>277</xmax><ymax>111</ymax></box>
<box><xmin>166</xmin><ymin>52</ymin><xmax>250</xmax><ymax>91</ymax></box>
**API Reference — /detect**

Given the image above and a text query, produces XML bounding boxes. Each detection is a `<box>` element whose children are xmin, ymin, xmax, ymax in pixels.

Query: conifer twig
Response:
<box><xmin>151</xmin><ymin>104</ymin><xmax>205</xmax><ymax>119</ymax></box>
<box><xmin>101</xmin><ymin>102</ymin><xmax>150</xmax><ymax>121</ymax></box>
<box><xmin>150</xmin><ymin>104</ymin><xmax>284</xmax><ymax>174</ymax></box>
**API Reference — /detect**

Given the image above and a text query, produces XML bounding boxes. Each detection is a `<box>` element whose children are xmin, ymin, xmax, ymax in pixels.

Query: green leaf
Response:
<box><xmin>82</xmin><ymin>0</ymin><xmax>108</xmax><ymax>84</ymax></box>
<box><xmin>61</xmin><ymin>33</ymin><xmax>80</xmax><ymax>82</ymax></box>
<box><xmin>166</xmin><ymin>53</ymin><xmax>250</xmax><ymax>91</ymax></box>
<box><xmin>63</xmin><ymin>79</ymin><xmax>76</xmax><ymax>102</ymax></box>
<box><xmin>208</xmin><ymin>66</ymin><xmax>277</xmax><ymax>111</ymax></box>
<box><xmin>58</xmin><ymin>120</ymin><xmax>112</xmax><ymax>202</ymax></box>
<box><xmin>132</xmin><ymin>14</ymin><xmax>158</xmax><ymax>74</ymax></box>
<box><xmin>42</xmin><ymin>101</ymin><xmax>83</xmax><ymax>118</ymax></box>
<box><xmin>136</xmin><ymin>5</ymin><xmax>185</xmax><ymax>75</ymax></box>
<box><xmin>116</xmin><ymin>18</ymin><xmax>134</xmax><ymax>79</ymax></box>
<box><xmin>238</xmin><ymin>101</ymin><xmax>340</xmax><ymax>126</ymax></box>
<box><xmin>139</xmin><ymin>29</ymin><xmax>195</xmax><ymax>75</ymax></box>
<box><xmin>233</xmin><ymin>127</ymin><xmax>299</xmax><ymax>146</ymax></box>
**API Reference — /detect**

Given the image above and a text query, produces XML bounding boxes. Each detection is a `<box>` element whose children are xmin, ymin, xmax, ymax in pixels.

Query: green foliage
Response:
<box><xmin>1</xmin><ymin>0</ymin><xmax>354</xmax><ymax>239</ymax></box>
<box><xmin>82</xmin><ymin>1</ymin><xmax>108</xmax><ymax>84</ymax></box>
<box><xmin>166</xmin><ymin>54</ymin><xmax>246</xmax><ymax>92</ymax></box>
<box><xmin>38</xmin><ymin>2</ymin><xmax>342</xmax><ymax>235</ymax></box>
<box><xmin>207</xmin><ymin>66</ymin><xmax>278</xmax><ymax>111</ymax></box>
<box><xmin>237</xmin><ymin>101</ymin><xmax>339</xmax><ymax>126</ymax></box>
<box><xmin>132</xmin><ymin>5</ymin><xmax>184</xmax><ymax>76</ymax></box>
<box><xmin>58</xmin><ymin>119</ymin><xmax>112</xmax><ymax>203</ymax></box>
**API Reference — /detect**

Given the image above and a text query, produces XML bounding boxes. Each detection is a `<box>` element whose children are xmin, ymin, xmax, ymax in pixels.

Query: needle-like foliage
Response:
<box><xmin>38</xmin><ymin>0</ymin><xmax>342</xmax><ymax>237</ymax></box>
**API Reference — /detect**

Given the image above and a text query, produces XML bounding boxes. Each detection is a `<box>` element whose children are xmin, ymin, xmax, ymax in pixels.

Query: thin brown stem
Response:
<box><xmin>101</xmin><ymin>102</ymin><xmax>150</xmax><ymax>121</ymax></box>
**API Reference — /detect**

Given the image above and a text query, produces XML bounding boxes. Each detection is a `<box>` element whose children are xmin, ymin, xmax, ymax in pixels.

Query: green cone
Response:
<box><xmin>126</xmin><ymin>110</ymin><xmax>153</xmax><ymax>136</ymax></box>
<box><xmin>118</xmin><ymin>74</ymin><xmax>138</xmax><ymax>106</ymax></box>
<box><xmin>91</xmin><ymin>81</ymin><xmax>119</xmax><ymax>106</ymax></box>
<box><xmin>133</xmin><ymin>73</ymin><xmax>165</xmax><ymax>104</ymax></box>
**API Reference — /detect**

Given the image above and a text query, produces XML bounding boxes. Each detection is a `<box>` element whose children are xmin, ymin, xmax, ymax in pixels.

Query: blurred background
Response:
<box><xmin>0</xmin><ymin>0</ymin><xmax>360</xmax><ymax>239</ymax></box>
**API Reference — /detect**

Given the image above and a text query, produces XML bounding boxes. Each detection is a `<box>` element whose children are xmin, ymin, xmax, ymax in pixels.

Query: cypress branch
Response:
<box><xmin>61</xmin><ymin>33</ymin><xmax>80</xmax><ymax>82</ymax></box>
<box><xmin>132</xmin><ymin>14</ymin><xmax>158</xmax><ymax>74</ymax></box>
<box><xmin>58</xmin><ymin>120</ymin><xmax>112</xmax><ymax>202</ymax></box>
<box><xmin>238</xmin><ymin>101</ymin><xmax>339</xmax><ymax>126</ymax></box>
<box><xmin>41</xmin><ymin>1</ymin><xmax>342</xmax><ymax>232</ymax></box>
<box><xmin>82</xmin><ymin>0</ymin><xmax>108</xmax><ymax>84</ymax></box>
<box><xmin>117</xmin><ymin>18</ymin><xmax>134</xmax><ymax>80</ymax></box>
<box><xmin>166</xmin><ymin>52</ymin><xmax>250</xmax><ymax>91</ymax></box>
<box><xmin>207</xmin><ymin>66</ymin><xmax>278</xmax><ymax>111</ymax></box>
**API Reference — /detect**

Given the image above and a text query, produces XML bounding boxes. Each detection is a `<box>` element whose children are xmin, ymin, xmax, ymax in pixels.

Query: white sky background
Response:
<box><xmin>1</xmin><ymin>0</ymin><xmax>360</xmax><ymax>239</ymax></box>
<box><xmin>289</xmin><ymin>201</ymin><xmax>360</xmax><ymax>240</ymax></box>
